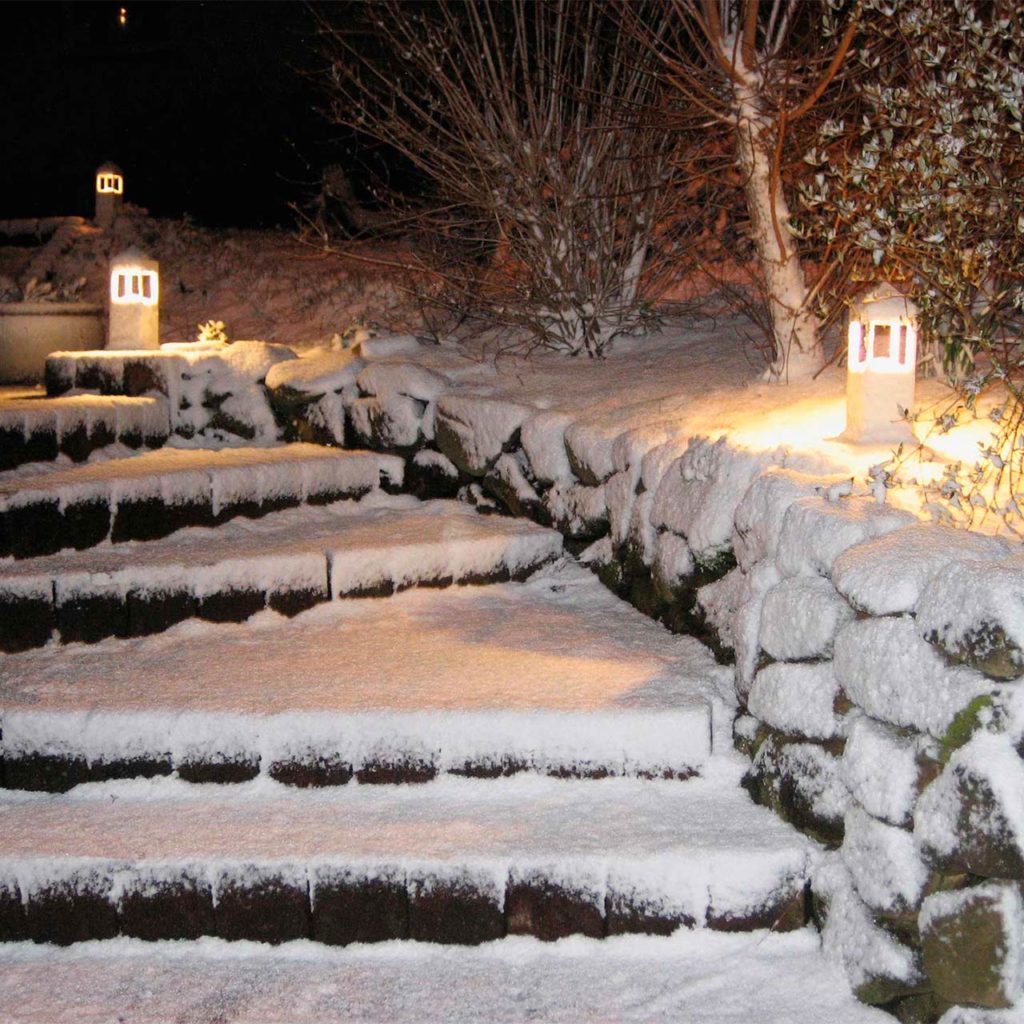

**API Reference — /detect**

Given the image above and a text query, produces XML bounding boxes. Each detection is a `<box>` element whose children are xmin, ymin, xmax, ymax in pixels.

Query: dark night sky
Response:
<box><xmin>1</xmin><ymin>1</ymin><xmax>340</xmax><ymax>228</ymax></box>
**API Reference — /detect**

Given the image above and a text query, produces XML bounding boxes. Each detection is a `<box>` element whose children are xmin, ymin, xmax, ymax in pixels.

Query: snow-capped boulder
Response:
<box><xmin>775</xmin><ymin>496</ymin><xmax>915</xmax><ymax>579</ymax></box>
<box><xmin>435</xmin><ymin>395</ymin><xmax>531</xmax><ymax>477</ymax></box>
<box><xmin>759</xmin><ymin>575</ymin><xmax>855</xmax><ymax>662</ymax></box>
<box><xmin>563</xmin><ymin>420</ymin><xmax>623</xmax><ymax>486</ymax></box>
<box><xmin>542</xmin><ymin>480</ymin><xmax>608</xmax><ymax>541</ymax></box>
<box><xmin>920</xmin><ymin>883</ymin><xmax>1024</xmax><ymax>1009</ymax></box>
<box><xmin>833</xmin><ymin>616</ymin><xmax>992</xmax><ymax>737</ymax></box>
<box><xmin>348</xmin><ymin>394</ymin><xmax>424</xmax><ymax>451</ymax></box>
<box><xmin>841</xmin><ymin>806</ymin><xmax>929</xmax><ymax>914</ymax></box>
<box><xmin>915</xmin><ymin>730</ymin><xmax>1024</xmax><ymax>880</ymax></box>
<box><xmin>747</xmin><ymin>661</ymin><xmax>844</xmax><ymax>741</ymax></box>
<box><xmin>841</xmin><ymin>716</ymin><xmax>926</xmax><ymax>829</ymax></box>
<box><xmin>520</xmin><ymin>410</ymin><xmax>575</xmax><ymax>486</ymax></box>
<box><xmin>832</xmin><ymin>524</ymin><xmax>1011</xmax><ymax>617</ymax></box>
<box><xmin>916</xmin><ymin>559</ymin><xmax>1024</xmax><ymax>681</ymax></box>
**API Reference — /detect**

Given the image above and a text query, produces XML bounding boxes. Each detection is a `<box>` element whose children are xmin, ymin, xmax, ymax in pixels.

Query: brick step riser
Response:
<box><xmin>0</xmin><ymin>750</ymin><xmax>696</xmax><ymax>794</ymax></box>
<box><xmin>0</xmin><ymin>558</ymin><xmax>548</xmax><ymax>654</ymax></box>
<box><xmin>0</xmin><ymin>862</ymin><xmax>808</xmax><ymax>948</ymax></box>
<box><xmin>0</xmin><ymin>424</ymin><xmax>168</xmax><ymax>473</ymax></box>
<box><xmin>0</xmin><ymin>484</ymin><xmax>378</xmax><ymax>562</ymax></box>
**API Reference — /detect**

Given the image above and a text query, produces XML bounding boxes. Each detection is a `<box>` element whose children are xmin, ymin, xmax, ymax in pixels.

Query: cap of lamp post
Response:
<box><xmin>94</xmin><ymin>162</ymin><xmax>124</xmax><ymax>230</ymax></box>
<box><xmin>107</xmin><ymin>246</ymin><xmax>160</xmax><ymax>350</ymax></box>
<box><xmin>842</xmin><ymin>284</ymin><xmax>919</xmax><ymax>444</ymax></box>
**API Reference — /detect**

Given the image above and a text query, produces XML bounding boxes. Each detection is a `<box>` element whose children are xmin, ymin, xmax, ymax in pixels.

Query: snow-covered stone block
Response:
<box><xmin>746</xmin><ymin>730</ymin><xmax>850</xmax><ymax>845</ymax></box>
<box><xmin>265</xmin><ymin>346</ymin><xmax>364</xmax><ymax>395</ymax></box>
<box><xmin>776</xmin><ymin>496</ymin><xmax>915</xmax><ymax>579</ymax></box>
<box><xmin>832</xmin><ymin>524</ymin><xmax>1011</xmax><ymax>616</ymax></box>
<box><xmin>731</xmin><ymin>561</ymin><xmax>782</xmax><ymax>693</ymax></box>
<box><xmin>652</xmin><ymin>532</ymin><xmax>695</xmax><ymax>597</ymax></box>
<box><xmin>759</xmin><ymin>576</ymin><xmax>854</xmax><ymax>662</ymax></box>
<box><xmin>697</xmin><ymin>566</ymin><xmax>745</xmax><ymax>657</ymax></box>
<box><xmin>543</xmin><ymin>480</ymin><xmax>608</xmax><ymax>540</ymax></box>
<box><xmin>349</xmin><ymin>394</ymin><xmax>424</xmax><ymax>450</ymax></box>
<box><xmin>407</xmin><ymin>449</ymin><xmax>460</xmax><ymax>500</ymax></box>
<box><xmin>833</xmin><ymin>616</ymin><xmax>993</xmax><ymax>737</ymax></box>
<box><xmin>520</xmin><ymin>410</ymin><xmax>574</xmax><ymax>485</ymax></box>
<box><xmin>842</xmin><ymin>716</ymin><xmax>923</xmax><ymax>828</ymax></box>
<box><xmin>605</xmin><ymin>469</ymin><xmax>640</xmax><ymax>550</ymax></box>
<box><xmin>915</xmin><ymin>731</ymin><xmax>1024</xmax><ymax>880</ymax></box>
<box><xmin>563</xmin><ymin>420</ymin><xmax>622</xmax><ymax>486</ymax></box>
<box><xmin>356</xmin><ymin>362</ymin><xmax>450</xmax><ymax>403</ymax></box>
<box><xmin>651</xmin><ymin>437</ymin><xmax>775</xmax><ymax>557</ymax></box>
<box><xmin>816</xmin><ymin>856</ymin><xmax>924</xmax><ymax>1004</ymax></box>
<box><xmin>747</xmin><ymin>662</ymin><xmax>844</xmax><ymax>741</ymax></box>
<box><xmin>734</xmin><ymin>467</ymin><xmax>848</xmax><ymax>572</ymax></box>
<box><xmin>639</xmin><ymin>437</ymin><xmax>690</xmax><ymax>496</ymax></box>
<box><xmin>359</xmin><ymin>333</ymin><xmax>422</xmax><ymax>358</ymax></box>
<box><xmin>435</xmin><ymin>395</ymin><xmax>531</xmax><ymax>476</ymax></box>
<box><xmin>482</xmin><ymin>452</ymin><xmax>542</xmax><ymax>519</ymax></box>
<box><xmin>916</xmin><ymin>560</ymin><xmax>1024</xmax><ymax>681</ymax></box>
<box><xmin>842</xmin><ymin>806</ymin><xmax>929</xmax><ymax>914</ymax></box>
<box><xmin>920</xmin><ymin>883</ymin><xmax>1024</xmax><ymax>1009</ymax></box>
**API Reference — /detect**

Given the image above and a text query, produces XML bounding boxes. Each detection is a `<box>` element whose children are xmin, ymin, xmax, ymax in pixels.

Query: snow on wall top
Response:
<box><xmin>265</xmin><ymin>347</ymin><xmax>364</xmax><ymax>393</ymax></box>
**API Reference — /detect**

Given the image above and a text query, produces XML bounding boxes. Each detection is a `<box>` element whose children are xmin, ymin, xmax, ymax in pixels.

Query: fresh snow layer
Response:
<box><xmin>0</xmin><ymin>562</ymin><xmax>724</xmax><ymax>773</ymax></box>
<box><xmin>0</xmin><ymin>928</ymin><xmax>888</xmax><ymax>1024</ymax></box>
<box><xmin>0</xmin><ymin>393</ymin><xmax>169</xmax><ymax>439</ymax></box>
<box><xmin>0</xmin><ymin>496</ymin><xmax>563</xmax><ymax>599</ymax></box>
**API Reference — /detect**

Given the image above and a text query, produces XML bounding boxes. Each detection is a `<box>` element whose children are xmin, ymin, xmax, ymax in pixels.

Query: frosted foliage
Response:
<box><xmin>832</xmin><ymin>525</ymin><xmax>1011</xmax><ymax>616</ymax></box>
<box><xmin>747</xmin><ymin>662</ymin><xmax>842</xmax><ymax>740</ymax></box>
<box><xmin>841</xmin><ymin>807</ymin><xmax>928</xmax><ymax>913</ymax></box>
<box><xmin>920</xmin><ymin>884</ymin><xmax>1024</xmax><ymax>1005</ymax></box>
<box><xmin>833</xmin><ymin>617</ymin><xmax>991</xmax><ymax>737</ymax></box>
<box><xmin>520</xmin><ymin>410</ymin><xmax>574</xmax><ymax>485</ymax></box>
<box><xmin>605</xmin><ymin>470</ymin><xmax>640</xmax><ymax>549</ymax></box>
<box><xmin>563</xmin><ymin>421</ymin><xmax>622</xmax><ymax>484</ymax></box>
<box><xmin>816</xmin><ymin>856</ymin><xmax>922</xmax><ymax>991</ymax></box>
<box><xmin>652</xmin><ymin>532</ymin><xmax>695</xmax><ymax>592</ymax></box>
<box><xmin>697</xmin><ymin>567</ymin><xmax>745</xmax><ymax>655</ymax></box>
<box><xmin>651</xmin><ymin>437</ymin><xmax>775</xmax><ymax>555</ymax></box>
<box><xmin>759</xmin><ymin>576</ymin><xmax>855</xmax><ymax>661</ymax></box>
<box><xmin>916</xmin><ymin>560</ymin><xmax>1024</xmax><ymax>661</ymax></box>
<box><xmin>734</xmin><ymin>467</ymin><xmax>846</xmax><ymax>572</ymax></box>
<box><xmin>437</xmin><ymin>396</ymin><xmax>531</xmax><ymax>473</ymax></box>
<box><xmin>265</xmin><ymin>347</ymin><xmax>364</xmax><ymax>393</ymax></box>
<box><xmin>355</xmin><ymin>362</ymin><xmax>450</xmax><ymax>402</ymax></box>
<box><xmin>776</xmin><ymin>497</ymin><xmax>915</xmax><ymax>579</ymax></box>
<box><xmin>915</xmin><ymin>732</ymin><xmax>1024</xmax><ymax>864</ymax></box>
<box><xmin>841</xmin><ymin>716</ymin><xmax>920</xmax><ymax>828</ymax></box>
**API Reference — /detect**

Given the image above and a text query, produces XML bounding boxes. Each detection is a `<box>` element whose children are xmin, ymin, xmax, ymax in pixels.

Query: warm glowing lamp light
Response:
<box><xmin>843</xmin><ymin>285</ymin><xmax>918</xmax><ymax>444</ymax></box>
<box><xmin>108</xmin><ymin>247</ymin><xmax>160</xmax><ymax>350</ymax></box>
<box><xmin>94</xmin><ymin>161</ymin><xmax>124</xmax><ymax>229</ymax></box>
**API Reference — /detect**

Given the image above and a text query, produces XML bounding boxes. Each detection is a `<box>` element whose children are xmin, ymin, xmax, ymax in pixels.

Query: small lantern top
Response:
<box><xmin>110</xmin><ymin>247</ymin><xmax>159</xmax><ymax>306</ymax></box>
<box><xmin>96</xmin><ymin>162</ymin><xmax>124</xmax><ymax>196</ymax></box>
<box><xmin>851</xmin><ymin>284</ymin><xmax>918</xmax><ymax>324</ymax></box>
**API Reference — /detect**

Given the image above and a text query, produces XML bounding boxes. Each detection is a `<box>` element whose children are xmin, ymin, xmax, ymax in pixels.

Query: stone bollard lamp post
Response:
<box><xmin>843</xmin><ymin>285</ymin><xmax>919</xmax><ymax>444</ymax></box>
<box><xmin>108</xmin><ymin>247</ymin><xmax>159</xmax><ymax>350</ymax></box>
<box><xmin>95</xmin><ymin>162</ymin><xmax>124</xmax><ymax>230</ymax></box>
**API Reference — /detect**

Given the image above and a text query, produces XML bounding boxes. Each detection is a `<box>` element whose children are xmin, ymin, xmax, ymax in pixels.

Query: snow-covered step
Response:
<box><xmin>0</xmin><ymin>929</ymin><xmax>888</xmax><ymax>1024</ymax></box>
<box><xmin>0</xmin><ymin>443</ymin><xmax>403</xmax><ymax>559</ymax></box>
<box><xmin>0</xmin><ymin>768</ymin><xmax>811</xmax><ymax>946</ymax></box>
<box><xmin>0</xmin><ymin>392</ymin><xmax>170</xmax><ymax>470</ymax></box>
<box><xmin>0</xmin><ymin>496</ymin><xmax>562</xmax><ymax>651</ymax></box>
<box><xmin>0</xmin><ymin>563</ymin><xmax>722</xmax><ymax>789</ymax></box>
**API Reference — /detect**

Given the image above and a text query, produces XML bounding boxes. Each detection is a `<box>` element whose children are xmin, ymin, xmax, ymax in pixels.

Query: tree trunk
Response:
<box><xmin>733</xmin><ymin>71</ymin><xmax>823</xmax><ymax>382</ymax></box>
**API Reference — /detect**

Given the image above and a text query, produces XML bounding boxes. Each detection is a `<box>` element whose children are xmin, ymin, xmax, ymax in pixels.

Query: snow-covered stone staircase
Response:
<box><xmin>0</xmin><ymin>415</ymin><xmax>879</xmax><ymax>1021</ymax></box>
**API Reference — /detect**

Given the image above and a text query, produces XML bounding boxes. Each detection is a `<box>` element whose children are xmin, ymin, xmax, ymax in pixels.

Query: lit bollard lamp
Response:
<box><xmin>95</xmin><ymin>162</ymin><xmax>124</xmax><ymax>230</ymax></box>
<box><xmin>108</xmin><ymin>247</ymin><xmax>159</xmax><ymax>350</ymax></box>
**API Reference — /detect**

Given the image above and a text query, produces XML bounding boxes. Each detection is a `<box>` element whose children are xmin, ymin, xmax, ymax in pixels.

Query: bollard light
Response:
<box><xmin>843</xmin><ymin>285</ymin><xmax>918</xmax><ymax>444</ymax></box>
<box><xmin>108</xmin><ymin>247</ymin><xmax>159</xmax><ymax>350</ymax></box>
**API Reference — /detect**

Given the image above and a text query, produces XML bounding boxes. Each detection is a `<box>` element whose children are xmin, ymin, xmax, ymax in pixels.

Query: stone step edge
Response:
<box><xmin>0</xmin><ymin>396</ymin><xmax>171</xmax><ymax>472</ymax></box>
<box><xmin>0</xmin><ymin>544</ymin><xmax>558</xmax><ymax>653</ymax></box>
<box><xmin>0</xmin><ymin>855</ymin><xmax>808</xmax><ymax>948</ymax></box>
<box><xmin>0</xmin><ymin>742</ymin><xmax>697</xmax><ymax>794</ymax></box>
<box><xmin>0</xmin><ymin>451</ymin><xmax>400</xmax><ymax>561</ymax></box>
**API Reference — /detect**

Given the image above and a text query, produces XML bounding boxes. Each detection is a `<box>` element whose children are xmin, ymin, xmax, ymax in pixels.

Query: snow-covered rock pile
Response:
<box><xmin>291</xmin><ymin>353</ymin><xmax>1024</xmax><ymax>1021</ymax></box>
<box><xmin>47</xmin><ymin>340</ymin><xmax>296</xmax><ymax>444</ymax></box>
